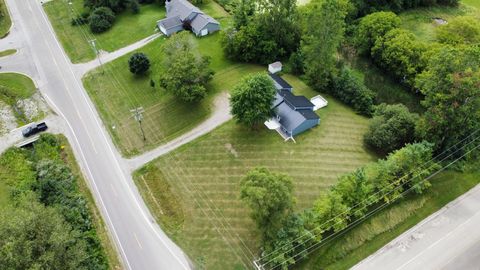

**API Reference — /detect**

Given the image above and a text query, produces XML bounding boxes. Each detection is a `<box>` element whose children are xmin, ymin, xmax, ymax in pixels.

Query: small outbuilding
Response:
<box><xmin>157</xmin><ymin>16</ymin><xmax>184</xmax><ymax>36</ymax></box>
<box><xmin>268</xmin><ymin>61</ymin><xmax>283</xmax><ymax>74</ymax></box>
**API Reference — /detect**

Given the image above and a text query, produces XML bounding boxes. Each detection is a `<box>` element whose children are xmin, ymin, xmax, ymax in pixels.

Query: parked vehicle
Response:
<box><xmin>22</xmin><ymin>122</ymin><xmax>48</xmax><ymax>137</ymax></box>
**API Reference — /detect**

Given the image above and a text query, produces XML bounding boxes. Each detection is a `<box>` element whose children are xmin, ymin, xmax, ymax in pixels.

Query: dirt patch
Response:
<box><xmin>16</xmin><ymin>92</ymin><xmax>49</xmax><ymax>122</ymax></box>
<box><xmin>0</xmin><ymin>102</ymin><xmax>17</xmax><ymax>135</ymax></box>
<box><xmin>225</xmin><ymin>143</ymin><xmax>239</xmax><ymax>158</ymax></box>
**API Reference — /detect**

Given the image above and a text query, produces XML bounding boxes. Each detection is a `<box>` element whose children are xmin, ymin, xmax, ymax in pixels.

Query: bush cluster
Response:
<box><xmin>0</xmin><ymin>134</ymin><xmax>108</xmax><ymax>270</ymax></box>
<box><xmin>364</xmin><ymin>103</ymin><xmax>419</xmax><ymax>154</ymax></box>
<box><xmin>89</xmin><ymin>7</ymin><xmax>116</xmax><ymax>33</ymax></box>
<box><xmin>350</xmin><ymin>0</ymin><xmax>459</xmax><ymax>17</ymax></box>
<box><xmin>331</xmin><ymin>67</ymin><xmax>375</xmax><ymax>116</ymax></box>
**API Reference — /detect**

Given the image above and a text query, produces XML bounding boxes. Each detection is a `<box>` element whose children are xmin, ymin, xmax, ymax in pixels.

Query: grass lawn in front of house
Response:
<box><xmin>82</xmin><ymin>1</ymin><xmax>264</xmax><ymax>157</ymax></box>
<box><xmin>44</xmin><ymin>0</ymin><xmax>165</xmax><ymax>63</ymax></box>
<box><xmin>133</xmin><ymin>75</ymin><xmax>377</xmax><ymax>269</ymax></box>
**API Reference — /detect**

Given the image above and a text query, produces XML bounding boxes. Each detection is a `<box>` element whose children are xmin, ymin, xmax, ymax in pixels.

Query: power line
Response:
<box><xmin>263</xmin><ymin>140</ymin><xmax>480</xmax><ymax>270</ymax></box>
<box><xmin>62</xmin><ymin>3</ymin><xmax>256</xmax><ymax>266</ymax></box>
<box><xmin>257</xmin><ymin>130</ymin><xmax>480</xmax><ymax>267</ymax></box>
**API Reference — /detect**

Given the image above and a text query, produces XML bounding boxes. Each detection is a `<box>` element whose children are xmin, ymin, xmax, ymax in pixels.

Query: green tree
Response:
<box><xmin>370</xmin><ymin>142</ymin><xmax>438</xmax><ymax>203</ymax></box>
<box><xmin>354</xmin><ymin>11</ymin><xmax>401</xmax><ymax>55</ymax></box>
<box><xmin>331</xmin><ymin>67</ymin><xmax>375</xmax><ymax>115</ymax></box>
<box><xmin>240</xmin><ymin>167</ymin><xmax>294</xmax><ymax>243</ymax></box>
<box><xmin>333</xmin><ymin>168</ymin><xmax>373</xmax><ymax>218</ymax></box>
<box><xmin>230</xmin><ymin>73</ymin><xmax>276</xmax><ymax>128</ymax></box>
<box><xmin>372</xmin><ymin>28</ymin><xmax>428</xmax><ymax>89</ymax></box>
<box><xmin>160</xmin><ymin>32</ymin><xmax>213</xmax><ymax>102</ymax></box>
<box><xmin>312</xmin><ymin>191</ymin><xmax>350</xmax><ymax>233</ymax></box>
<box><xmin>128</xmin><ymin>53</ymin><xmax>150</xmax><ymax>75</ymax></box>
<box><xmin>89</xmin><ymin>7</ymin><xmax>115</xmax><ymax>33</ymax></box>
<box><xmin>436</xmin><ymin>16</ymin><xmax>480</xmax><ymax>46</ymax></box>
<box><xmin>416</xmin><ymin>46</ymin><xmax>480</xmax><ymax>152</ymax></box>
<box><xmin>302</xmin><ymin>0</ymin><xmax>349</xmax><ymax>91</ymax></box>
<box><xmin>0</xmin><ymin>195</ymin><xmax>89</xmax><ymax>270</ymax></box>
<box><xmin>232</xmin><ymin>0</ymin><xmax>255</xmax><ymax>28</ymax></box>
<box><xmin>364</xmin><ymin>104</ymin><xmax>419</xmax><ymax>154</ymax></box>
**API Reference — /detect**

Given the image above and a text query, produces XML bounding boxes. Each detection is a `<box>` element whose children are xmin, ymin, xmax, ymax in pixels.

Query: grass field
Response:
<box><xmin>399</xmin><ymin>0</ymin><xmax>480</xmax><ymax>42</ymax></box>
<box><xmin>0</xmin><ymin>72</ymin><xmax>39</xmax><ymax>125</ymax></box>
<box><xmin>133</xmin><ymin>76</ymin><xmax>377</xmax><ymax>269</ymax></box>
<box><xmin>0</xmin><ymin>0</ymin><xmax>11</xmax><ymax>38</ymax></box>
<box><xmin>298</xmin><ymin>161</ymin><xmax>480</xmax><ymax>269</ymax></box>
<box><xmin>83</xmin><ymin>1</ymin><xmax>262</xmax><ymax>157</ymax></box>
<box><xmin>0</xmin><ymin>72</ymin><xmax>36</xmax><ymax>101</ymax></box>
<box><xmin>0</xmin><ymin>49</ymin><xmax>15</xmax><ymax>57</ymax></box>
<box><xmin>44</xmin><ymin>0</ymin><xmax>166</xmax><ymax>63</ymax></box>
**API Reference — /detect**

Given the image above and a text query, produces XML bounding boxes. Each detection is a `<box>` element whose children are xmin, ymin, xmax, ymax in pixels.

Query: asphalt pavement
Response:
<box><xmin>352</xmin><ymin>184</ymin><xmax>480</xmax><ymax>270</ymax></box>
<box><xmin>3</xmin><ymin>0</ymin><xmax>192</xmax><ymax>269</ymax></box>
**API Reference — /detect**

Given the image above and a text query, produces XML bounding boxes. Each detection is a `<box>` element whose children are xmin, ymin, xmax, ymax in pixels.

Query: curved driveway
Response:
<box><xmin>3</xmin><ymin>0</ymin><xmax>192</xmax><ymax>269</ymax></box>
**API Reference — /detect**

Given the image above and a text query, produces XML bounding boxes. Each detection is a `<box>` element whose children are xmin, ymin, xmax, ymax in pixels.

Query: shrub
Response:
<box><xmin>371</xmin><ymin>28</ymin><xmax>428</xmax><ymax>89</ymax></box>
<box><xmin>436</xmin><ymin>16</ymin><xmax>480</xmax><ymax>45</ymax></box>
<box><xmin>128</xmin><ymin>53</ymin><xmax>150</xmax><ymax>75</ymax></box>
<box><xmin>89</xmin><ymin>7</ymin><xmax>115</xmax><ymax>33</ymax></box>
<box><xmin>354</xmin><ymin>11</ymin><xmax>401</xmax><ymax>55</ymax></box>
<box><xmin>364</xmin><ymin>104</ymin><xmax>419</xmax><ymax>154</ymax></box>
<box><xmin>331</xmin><ymin>67</ymin><xmax>375</xmax><ymax>116</ymax></box>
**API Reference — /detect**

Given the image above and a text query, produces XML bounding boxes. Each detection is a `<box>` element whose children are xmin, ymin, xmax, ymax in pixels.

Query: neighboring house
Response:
<box><xmin>265</xmin><ymin>73</ymin><xmax>320</xmax><ymax>141</ymax></box>
<box><xmin>268</xmin><ymin>61</ymin><xmax>283</xmax><ymax>74</ymax></box>
<box><xmin>157</xmin><ymin>0</ymin><xmax>220</xmax><ymax>37</ymax></box>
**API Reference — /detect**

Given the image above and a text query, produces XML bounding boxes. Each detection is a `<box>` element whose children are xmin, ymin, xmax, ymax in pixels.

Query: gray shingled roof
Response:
<box><xmin>276</xmin><ymin>102</ymin><xmax>308</xmax><ymax>132</ymax></box>
<box><xmin>157</xmin><ymin>16</ymin><xmax>183</xmax><ymax>30</ymax></box>
<box><xmin>269</xmin><ymin>73</ymin><xmax>292</xmax><ymax>90</ymax></box>
<box><xmin>191</xmin><ymin>14</ymin><xmax>219</xmax><ymax>32</ymax></box>
<box><xmin>167</xmin><ymin>0</ymin><xmax>203</xmax><ymax>21</ymax></box>
<box><xmin>279</xmin><ymin>90</ymin><xmax>315</xmax><ymax>109</ymax></box>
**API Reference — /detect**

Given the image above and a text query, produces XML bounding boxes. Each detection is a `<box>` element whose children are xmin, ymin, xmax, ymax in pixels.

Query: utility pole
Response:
<box><xmin>89</xmin><ymin>39</ymin><xmax>104</xmax><ymax>73</ymax></box>
<box><xmin>131</xmin><ymin>107</ymin><xmax>146</xmax><ymax>141</ymax></box>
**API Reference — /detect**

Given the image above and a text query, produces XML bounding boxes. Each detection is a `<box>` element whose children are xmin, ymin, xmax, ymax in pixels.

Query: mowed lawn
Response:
<box><xmin>44</xmin><ymin>0</ymin><xmax>165</xmax><ymax>63</ymax></box>
<box><xmin>399</xmin><ymin>0</ymin><xmax>480</xmax><ymax>42</ymax></box>
<box><xmin>83</xmin><ymin>1</ymin><xmax>263</xmax><ymax>157</ymax></box>
<box><xmin>133</xmin><ymin>77</ymin><xmax>377</xmax><ymax>269</ymax></box>
<box><xmin>0</xmin><ymin>0</ymin><xmax>11</xmax><ymax>38</ymax></box>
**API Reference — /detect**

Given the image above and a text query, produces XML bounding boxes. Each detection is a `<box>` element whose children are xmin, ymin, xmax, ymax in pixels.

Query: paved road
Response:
<box><xmin>127</xmin><ymin>91</ymin><xmax>232</xmax><ymax>170</ymax></box>
<box><xmin>353</xmin><ymin>184</ymin><xmax>480</xmax><ymax>270</ymax></box>
<box><xmin>4</xmin><ymin>0</ymin><xmax>192</xmax><ymax>269</ymax></box>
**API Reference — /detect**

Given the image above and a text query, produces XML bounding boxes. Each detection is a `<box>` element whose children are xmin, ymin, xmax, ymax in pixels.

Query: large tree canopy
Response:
<box><xmin>436</xmin><ymin>16</ymin><xmax>480</xmax><ymax>46</ymax></box>
<box><xmin>160</xmin><ymin>32</ymin><xmax>213</xmax><ymax>102</ymax></box>
<box><xmin>416</xmin><ymin>45</ymin><xmax>480</xmax><ymax>152</ymax></box>
<box><xmin>240</xmin><ymin>167</ymin><xmax>294</xmax><ymax>243</ymax></box>
<box><xmin>302</xmin><ymin>0</ymin><xmax>349</xmax><ymax>91</ymax></box>
<box><xmin>354</xmin><ymin>11</ymin><xmax>401</xmax><ymax>55</ymax></box>
<box><xmin>364</xmin><ymin>104</ymin><xmax>419</xmax><ymax>154</ymax></box>
<box><xmin>0</xmin><ymin>195</ymin><xmax>89</xmax><ymax>270</ymax></box>
<box><xmin>222</xmin><ymin>0</ymin><xmax>300</xmax><ymax>64</ymax></box>
<box><xmin>230</xmin><ymin>73</ymin><xmax>276</xmax><ymax>128</ymax></box>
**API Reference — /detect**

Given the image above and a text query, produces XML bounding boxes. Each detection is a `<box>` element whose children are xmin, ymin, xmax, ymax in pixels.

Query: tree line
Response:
<box><xmin>0</xmin><ymin>134</ymin><xmax>109</xmax><ymax>270</ymax></box>
<box><xmin>242</xmin><ymin>142</ymin><xmax>439</xmax><ymax>269</ymax></box>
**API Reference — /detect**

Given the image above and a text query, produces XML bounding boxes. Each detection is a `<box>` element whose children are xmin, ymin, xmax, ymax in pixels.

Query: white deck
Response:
<box><xmin>311</xmin><ymin>95</ymin><xmax>328</xmax><ymax>111</ymax></box>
